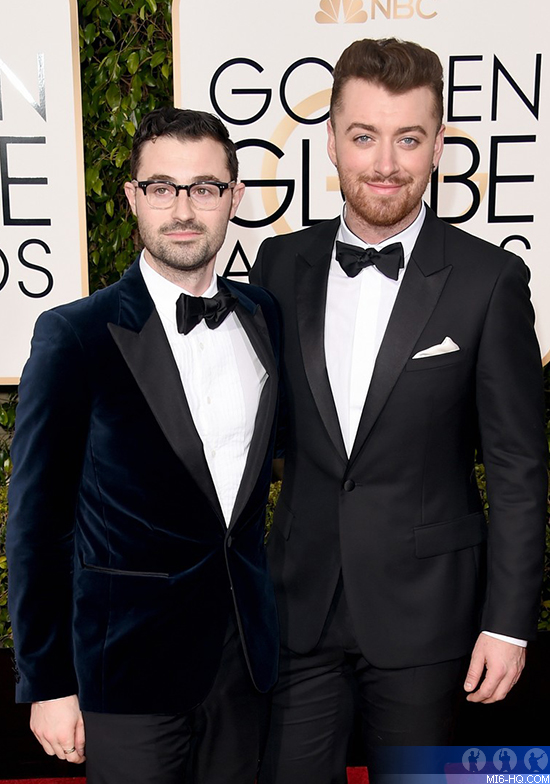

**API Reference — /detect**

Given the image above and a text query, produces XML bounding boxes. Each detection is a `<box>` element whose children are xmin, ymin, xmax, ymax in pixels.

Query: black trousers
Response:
<box><xmin>83</xmin><ymin>616</ymin><xmax>269</xmax><ymax>784</ymax></box>
<box><xmin>259</xmin><ymin>579</ymin><xmax>468</xmax><ymax>784</ymax></box>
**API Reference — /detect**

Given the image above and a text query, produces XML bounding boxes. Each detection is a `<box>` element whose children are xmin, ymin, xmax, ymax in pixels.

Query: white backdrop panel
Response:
<box><xmin>174</xmin><ymin>0</ymin><xmax>550</xmax><ymax>361</ymax></box>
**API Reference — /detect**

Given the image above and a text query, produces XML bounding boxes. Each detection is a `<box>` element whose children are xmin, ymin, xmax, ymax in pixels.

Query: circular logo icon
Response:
<box><xmin>494</xmin><ymin>748</ymin><xmax>517</xmax><ymax>771</ymax></box>
<box><xmin>525</xmin><ymin>749</ymin><xmax>548</xmax><ymax>772</ymax></box>
<box><xmin>462</xmin><ymin>748</ymin><xmax>486</xmax><ymax>772</ymax></box>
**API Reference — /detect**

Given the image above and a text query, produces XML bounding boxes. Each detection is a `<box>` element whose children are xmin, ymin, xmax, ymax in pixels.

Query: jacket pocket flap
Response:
<box><xmin>414</xmin><ymin>512</ymin><xmax>487</xmax><ymax>558</ymax></box>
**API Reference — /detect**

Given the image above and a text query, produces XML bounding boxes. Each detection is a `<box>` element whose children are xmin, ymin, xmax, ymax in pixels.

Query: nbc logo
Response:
<box><xmin>316</xmin><ymin>0</ymin><xmax>367</xmax><ymax>23</ymax></box>
<box><xmin>315</xmin><ymin>0</ymin><xmax>438</xmax><ymax>23</ymax></box>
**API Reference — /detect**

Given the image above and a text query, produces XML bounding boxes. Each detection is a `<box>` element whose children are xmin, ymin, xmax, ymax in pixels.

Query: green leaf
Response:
<box><xmin>114</xmin><ymin>146</ymin><xmax>130</xmax><ymax>168</ymax></box>
<box><xmin>127</xmin><ymin>52</ymin><xmax>140</xmax><ymax>75</ymax></box>
<box><xmin>92</xmin><ymin>177</ymin><xmax>104</xmax><ymax>196</ymax></box>
<box><xmin>107</xmin><ymin>0</ymin><xmax>124</xmax><ymax>13</ymax></box>
<box><xmin>105</xmin><ymin>83</ymin><xmax>121</xmax><ymax>109</ymax></box>
<box><xmin>150</xmin><ymin>51</ymin><xmax>165</xmax><ymax>68</ymax></box>
<box><xmin>97</xmin><ymin>6</ymin><xmax>113</xmax><ymax>24</ymax></box>
<box><xmin>146</xmin><ymin>0</ymin><xmax>158</xmax><ymax>12</ymax></box>
<box><xmin>83</xmin><ymin>0</ymin><xmax>100</xmax><ymax>16</ymax></box>
<box><xmin>83</xmin><ymin>23</ymin><xmax>97</xmax><ymax>45</ymax></box>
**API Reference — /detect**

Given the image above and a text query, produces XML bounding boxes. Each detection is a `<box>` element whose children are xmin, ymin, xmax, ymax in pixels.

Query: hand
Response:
<box><xmin>464</xmin><ymin>634</ymin><xmax>525</xmax><ymax>703</ymax></box>
<box><xmin>30</xmin><ymin>695</ymin><xmax>86</xmax><ymax>763</ymax></box>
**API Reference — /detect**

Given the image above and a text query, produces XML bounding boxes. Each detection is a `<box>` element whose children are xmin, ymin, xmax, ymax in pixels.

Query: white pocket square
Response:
<box><xmin>412</xmin><ymin>337</ymin><xmax>460</xmax><ymax>359</ymax></box>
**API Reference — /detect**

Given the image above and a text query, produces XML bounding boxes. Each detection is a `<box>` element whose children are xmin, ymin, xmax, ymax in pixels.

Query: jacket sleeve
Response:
<box><xmin>6</xmin><ymin>309</ymin><xmax>91</xmax><ymax>702</ymax></box>
<box><xmin>476</xmin><ymin>255</ymin><xmax>548</xmax><ymax>640</ymax></box>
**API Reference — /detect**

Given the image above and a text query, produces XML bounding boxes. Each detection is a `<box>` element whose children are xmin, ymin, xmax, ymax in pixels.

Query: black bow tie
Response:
<box><xmin>335</xmin><ymin>240</ymin><xmax>405</xmax><ymax>280</ymax></box>
<box><xmin>175</xmin><ymin>287</ymin><xmax>238</xmax><ymax>335</ymax></box>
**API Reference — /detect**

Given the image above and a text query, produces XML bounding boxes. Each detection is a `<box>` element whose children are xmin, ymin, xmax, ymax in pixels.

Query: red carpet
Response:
<box><xmin>0</xmin><ymin>773</ymin><xmax>369</xmax><ymax>784</ymax></box>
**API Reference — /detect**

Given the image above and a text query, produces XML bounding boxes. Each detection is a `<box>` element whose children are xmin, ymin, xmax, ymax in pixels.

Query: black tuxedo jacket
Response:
<box><xmin>251</xmin><ymin>206</ymin><xmax>547</xmax><ymax>669</ymax></box>
<box><xmin>7</xmin><ymin>260</ymin><xmax>280</xmax><ymax>713</ymax></box>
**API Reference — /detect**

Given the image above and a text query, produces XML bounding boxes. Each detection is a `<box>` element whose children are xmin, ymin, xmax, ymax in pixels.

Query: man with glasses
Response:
<box><xmin>7</xmin><ymin>107</ymin><xmax>280</xmax><ymax>783</ymax></box>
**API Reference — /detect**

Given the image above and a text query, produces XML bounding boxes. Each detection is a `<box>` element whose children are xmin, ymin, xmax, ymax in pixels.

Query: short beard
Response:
<box><xmin>138</xmin><ymin>218</ymin><xmax>221</xmax><ymax>274</ymax></box>
<box><xmin>341</xmin><ymin>169</ymin><xmax>431</xmax><ymax>231</ymax></box>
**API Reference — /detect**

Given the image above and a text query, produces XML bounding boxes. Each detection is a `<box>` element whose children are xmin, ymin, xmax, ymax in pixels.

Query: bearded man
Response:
<box><xmin>251</xmin><ymin>38</ymin><xmax>547</xmax><ymax>784</ymax></box>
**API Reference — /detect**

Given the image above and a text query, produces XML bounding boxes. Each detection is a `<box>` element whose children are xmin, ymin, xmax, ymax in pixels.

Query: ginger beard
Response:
<box><xmin>339</xmin><ymin>166</ymin><xmax>432</xmax><ymax>230</ymax></box>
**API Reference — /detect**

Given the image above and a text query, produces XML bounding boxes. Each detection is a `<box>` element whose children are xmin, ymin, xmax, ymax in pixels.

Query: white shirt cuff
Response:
<box><xmin>482</xmin><ymin>630</ymin><xmax>527</xmax><ymax>647</ymax></box>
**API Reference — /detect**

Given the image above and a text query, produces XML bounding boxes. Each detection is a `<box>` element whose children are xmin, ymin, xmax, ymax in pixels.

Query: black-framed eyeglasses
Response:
<box><xmin>133</xmin><ymin>180</ymin><xmax>236</xmax><ymax>211</ymax></box>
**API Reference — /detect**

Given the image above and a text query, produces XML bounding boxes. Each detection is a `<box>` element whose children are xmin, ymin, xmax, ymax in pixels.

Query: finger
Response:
<box><xmin>466</xmin><ymin>661</ymin><xmax>509</xmax><ymax>703</ymax></box>
<box><xmin>51</xmin><ymin>741</ymin><xmax>72</xmax><ymax>761</ymax></box>
<box><xmin>64</xmin><ymin>748</ymin><xmax>86</xmax><ymax>764</ymax></box>
<box><xmin>37</xmin><ymin>736</ymin><xmax>56</xmax><ymax>757</ymax></box>
<box><xmin>74</xmin><ymin>717</ymin><xmax>86</xmax><ymax>759</ymax></box>
<box><xmin>464</xmin><ymin>651</ymin><xmax>485</xmax><ymax>693</ymax></box>
<box><xmin>53</xmin><ymin>740</ymin><xmax>81</xmax><ymax>763</ymax></box>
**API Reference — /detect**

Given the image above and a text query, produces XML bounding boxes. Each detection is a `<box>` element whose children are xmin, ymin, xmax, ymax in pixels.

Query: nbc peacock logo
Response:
<box><xmin>315</xmin><ymin>0</ymin><xmax>368</xmax><ymax>23</ymax></box>
<box><xmin>315</xmin><ymin>0</ymin><xmax>438</xmax><ymax>22</ymax></box>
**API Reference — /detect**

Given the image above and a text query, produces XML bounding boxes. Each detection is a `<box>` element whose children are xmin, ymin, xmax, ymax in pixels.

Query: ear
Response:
<box><xmin>432</xmin><ymin>124</ymin><xmax>445</xmax><ymax>169</ymax></box>
<box><xmin>229</xmin><ymin>181</ymin><xmax>245</xmax><ymax>220</ymax></box>
<box><xmin>124</xmin><ymin>181</ymin><xmax>138</xmax><ymax>216</ymax></box>
<box><xmin>327</xmin><ymin>119</ymin><xmax>337</xmax><ymax>167</ymax></box>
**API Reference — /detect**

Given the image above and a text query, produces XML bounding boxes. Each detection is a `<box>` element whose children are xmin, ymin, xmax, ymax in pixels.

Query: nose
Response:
<box><xmin>171</xmin><ymin>189</ymin><xmax>196</xmax><ymax>221</ymax></box>
<box><xmin>373</xmin><ymin>141</ymin><xmax>399</xmax><ymax>179</ymax></box>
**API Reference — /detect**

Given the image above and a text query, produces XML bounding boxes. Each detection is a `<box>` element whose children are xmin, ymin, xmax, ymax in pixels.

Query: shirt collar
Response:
<box><xmin>338</xmin><ymin>201</ymin><xmax>426</xmax><ymax>265</ymax></box>
<box><xmin>139</xmin><ymin>251</ymin><xmax>218</xmax><ymax>326</ymax></box>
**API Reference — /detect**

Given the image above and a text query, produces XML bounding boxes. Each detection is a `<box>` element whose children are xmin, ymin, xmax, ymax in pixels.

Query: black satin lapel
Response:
<box><xmin>349</xmin><ymin>259</ymin><xmax>453</xmax><ymax>465</ymax></box>
<box><xmin>235</xmin><ymin>301</ymin><xmax>277</xmax><ymax>382</ymax></box>
<box><xmin>296</xmin><ymin>253</ymin><xmax>347</xmax><ymax>462</ymax></box>
<box><xmin>108</xmin><ymin>312</ymin><xmax>224</xmax><ymax>524</ymax></box>
<box><xmin>229</xmin><ymin>304</ymin><xmax>278</xmax><ymax>528</ymax></box>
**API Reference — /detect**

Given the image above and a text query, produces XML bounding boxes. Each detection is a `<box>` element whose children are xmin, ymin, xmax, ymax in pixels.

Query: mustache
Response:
<box><xmin>160</xmin><ymin>220</ymin><xmax>205</xmax><ymax>233</ymax></box>
<box><xmin>359</xmin><ymin>174</ymin><xmax>413</xmax><ymax>186</ymax></box>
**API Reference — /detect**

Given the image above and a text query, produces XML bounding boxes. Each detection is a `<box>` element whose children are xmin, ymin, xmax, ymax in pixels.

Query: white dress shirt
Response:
<box><xmin>324</xmin><ymin>204</ymin><xmax>525</xmax><ymax>649</ymax></box>
<box><xmin>325</xmin><ymin>202</ymin><xmax>425</xmax><ymax>456</ymax></box>
<box><xmin>140</xmin><ymin>254</ymin><xmax>267</xmax><ymax>525</ymax></box>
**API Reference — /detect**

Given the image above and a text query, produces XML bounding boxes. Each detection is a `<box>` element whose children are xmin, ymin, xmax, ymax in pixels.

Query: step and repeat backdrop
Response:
<box><xmin>1</xmin><ymin>0</ymin><xmax>549</xmax><ymax>381</ymax></box>
<box><xmin>0</xmin><ymin>0</ymin><xmax>87</xmax><ymax>383</ymax></box>
<box><xmin>173</xmin><ymin>0</ymin><xmax>550</xmax><ymax>363</ymax></box>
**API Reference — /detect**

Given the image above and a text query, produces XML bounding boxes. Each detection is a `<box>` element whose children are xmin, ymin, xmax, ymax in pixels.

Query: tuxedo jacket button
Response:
<box><xmin>227</xmin><ymin>535</ymin><xmax>233</xmax><ymax>548</ymax></box>
<box><xmin>343</xmin><ymin>479</ymin><xmax>355</xmax><ymax>492</ymax></box>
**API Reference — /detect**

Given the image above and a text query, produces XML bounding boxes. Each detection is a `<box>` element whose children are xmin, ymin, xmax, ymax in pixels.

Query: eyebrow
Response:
<box><xmin>143</xmin><ymin>173</ymin><xmax>225</xmax><ymax>182</ymax></box>
<box><xmin>345</xmin><ymin>123</ymin><xmax>428</xmax><ymax>137</ymax></box>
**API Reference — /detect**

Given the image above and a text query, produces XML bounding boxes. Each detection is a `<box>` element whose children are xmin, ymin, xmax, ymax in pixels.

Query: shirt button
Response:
<box><xmin>207</xmin><ymin>396</ymin><xmax>211</xmax><ymax>405</ymax></box>
<box><xmin>343</xmin><ymin>479</ymin><xmax>355</xmax><ymax>492</ymax></box>
<box><xmin>199</xmin><ymin>342</ymin><xmax>204</xmax><ymax>351</ymax></box>
<box><xmin>211</xmin><ymin>450</ymin><xmax>216</xmax><ymax>458</ymax></box>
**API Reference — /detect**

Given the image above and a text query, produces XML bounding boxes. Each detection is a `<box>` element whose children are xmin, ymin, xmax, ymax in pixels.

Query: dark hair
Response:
<box><xmin>330</xmin><ymin>38</ymin><xmax>444</xmax><ymax>126</ymax></box>
<box><xmin>130</xmin><ymin>107</ymin><xmax>239</xmax><ymax>181</ymax></box>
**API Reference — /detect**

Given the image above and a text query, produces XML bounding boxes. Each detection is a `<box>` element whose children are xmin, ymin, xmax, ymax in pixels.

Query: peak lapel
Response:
<box><xmin>295</xmin><ymin>220</ymin><xmax>347</xmax><ymax>463</ymax></box>
<box><xmin>349</xmin><ymin>208</ymin><xmax>452</xmax><ymax>466</ymax></box>
<box><xmin>109</xmin><ymin>263</ymin><xmax>224</xmax><ymax>524</ymax></box>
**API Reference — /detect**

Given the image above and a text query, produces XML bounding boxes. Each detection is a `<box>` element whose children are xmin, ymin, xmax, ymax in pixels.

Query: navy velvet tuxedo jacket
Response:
<box><xmin>7</xmin><ymin>260</ymin><xmax>280</xmax><ymax>714</ymax></box>
<box><xmin>251</xmin><ymin>205</ymin><xmax>547</xmax><ymax>668</ymax></box>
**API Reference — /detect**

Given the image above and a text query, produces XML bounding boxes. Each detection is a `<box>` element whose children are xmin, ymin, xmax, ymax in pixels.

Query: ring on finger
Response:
<box><xmin>63</xmin><ymin>746</ymin><xmax>76</xmax><ymax>755</ymax></box>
